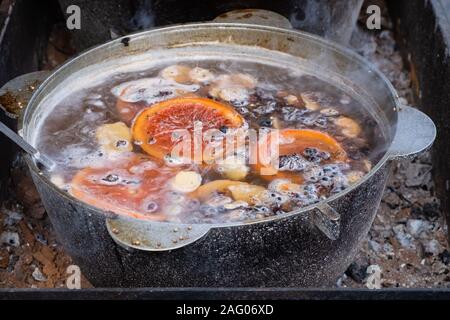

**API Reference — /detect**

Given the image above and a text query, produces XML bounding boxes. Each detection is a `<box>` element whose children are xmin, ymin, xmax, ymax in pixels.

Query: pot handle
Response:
<box><xmin>312</xmin><ymin>203</ymin><xmax>341</xmax><ymax>241</ymax></box>
<box><xmin>388</xmin><ymin>105</ymin><xmax>436</xmax><ymax>159</ymax></box>
<box><xmin>0</xmin><ymin>71</ymin><xmax>51</xmax><ymax>120</ymax></box>
<box><xmin>213</xmin><ymin>9</ymin><xmax>293</xmax><ymax>29</ymax></box>
<box><xmin>106</xmin><ymin>217</ymin><xmax>211</xmax><ymax>252</ymax></box>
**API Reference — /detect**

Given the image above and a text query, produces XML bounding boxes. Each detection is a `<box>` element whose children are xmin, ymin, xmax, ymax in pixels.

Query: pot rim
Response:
<box><xmin>22</xmin><ymin>22</ymin><xmax>400</xmax><ymax>229</ymax></box>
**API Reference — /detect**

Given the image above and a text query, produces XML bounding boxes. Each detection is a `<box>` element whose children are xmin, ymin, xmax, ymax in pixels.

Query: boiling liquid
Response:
<box><xmin>35</xmin><ymin>58</ymin><xmax>385</xmax><ymax>224</ymax></box>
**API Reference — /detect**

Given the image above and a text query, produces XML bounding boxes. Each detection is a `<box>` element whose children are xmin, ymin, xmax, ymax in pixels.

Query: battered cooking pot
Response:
<box><xmin>13</xmin><ymin>12</ymin><xmax>435</xmax><ymax>287</ymax></box>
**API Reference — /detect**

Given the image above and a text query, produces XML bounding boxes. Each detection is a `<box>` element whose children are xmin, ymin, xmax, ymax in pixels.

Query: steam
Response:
<box><xmin>129</xmin><ymin>0</ymin><xmax>155</xmax><ymax>31</ymax></box>
<box><xmin>289</xmin><ymin>0</ymin><xmax>364</xmax><ymax>46</ymax></box>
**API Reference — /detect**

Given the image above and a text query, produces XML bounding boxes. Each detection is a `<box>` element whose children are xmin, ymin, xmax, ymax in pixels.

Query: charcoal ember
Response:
<box><xmin>410</xmin><ymin>201</ymin><xmax>440</xmax><ymax>220</ymax></box>
<box><xmin>406</xmin><ymin>219</ymin><xmax>430</xmax><ymax>237</ymax></box>
<box><xmin>393</xmin><ymin>224</ymin><xmax>415</xmax><ymax>249</ymax></box>
<box><xmin>422</xmin><ymin>202</ymin><xmax>441</xmax><ymax>220</ymax></box>
<box><xmin>404</xmin><ymin>163</ymin><xmax>432</xmax><ymax>187</ymax></box>
<box><xmin>382</xmin><ymin>191</ymin><xmax>401</xmax><ymax>209</ymax></box>
<box><xmin>345</xmin><ymin>262</ymin><xmax>369</xmax><ymax>283</ymax></box>
<box><xmin>368</xmin><ymin>239</ymin><xmax>382</xmax><ymax>253</ymax></box>
<box><xmin>303</xmin><ymin>147</ymin><xmax>330</xmax><ymax>163</ymax></box>
<box><xmin>0</xmin><ymin>231</ymin><xmax>20</xmax><ymax>247</ymax></box>
<box><xmin>35</xmin><ymin>233</ymin><xmax>48</xmax><ymax>246</ymax></box>
<box><xmin>2</xmin><ymin>208</ymin><xmax>23</xmax><ymax>226</ymax></box>
<box><xmin>278</xmin><ymin>154</ymin><xmax>309</xmax><ymax>171</ymax></box>
<box><xmin>431</xmin><ymin>261</ymin><xmax>448</xmax><ymax>275</ymax></box>
<box><xmin>422</xmin><ymin>239</ymin><xmax>442</xmax><ymax>256</ymax></box>
<box><xmin>439</xmin><ymin>250</ymin><xmax>450</xmax><ymax>265</ymax></box>
<box><xmin>0</xmin><ymin>249</ymin><xmax>9</xmax><ymax>269</ymax></box>
<box><xmin>32</xmin><ymin>267</ymin><xmax>47</xmax><ymax>282</ymax></box>
<box><xmin>382</xmin><ymin>242</ymin><xmax>395</xmax><ymax>257</ymax></box>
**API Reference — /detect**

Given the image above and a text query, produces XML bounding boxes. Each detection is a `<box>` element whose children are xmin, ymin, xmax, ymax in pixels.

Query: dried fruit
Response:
<box><xmin>160</xmin><ymin>65</ymin><xmax>192</xmax><ymax>83</ymax></box>
<box><xmin>217</xmin><ymin>157</ymin><xmax>249</xmax><ymax>181</ymax></box>
<box><xmin>224</xmin><ymin>200</ymin><xmax>249</xmax><ymax>210</ymax></box>
<box><xmin>227</xmin><ymin>184</ymin><xmax>266</xmax><ymax>205</ymax></box>
<box><xmin>171</xmin><ymin>171</ymin><xmax>202</xmax><ymax>193</ymax></box>
<box><xmin>320</xmin><ymin>107</ymin><xmax>340</xmax><ymax>116</ymax></box>
<box><xmin>189</xmin><ymin>67</ymin><xmax>215</xmax><ymax>83</ymax></box>
<box><xmin>346</xmin><ymin>170</ymin><xmax>365</xmax><ymax>184</ymax></box>
<box><xmin>96</xmin><ymin>122</ymin><xmax>132</xmax><ymax>153</ymax></box>
<box><xmin>232</xmin><ymin>73</ymin><xmax>257</xmax><ymax>89</ymax></box>
<box><xmin>253</xmin><ymin>190</ymin><xmax>290</xmax><ymax>206</ymax></box>
<box><xmin>218</xmin><ymin>87</ymin><xmax>249</xmax><ymax>105</ymax></box>
<box><xmin>268</xmin><ymin>179</ymin><xmax>302</xmax><ymax>194</ymax></box>
<box><xmin>284</xmin><ymin>94</ymin><xmax>299</xmax><ymax>105</ymax></box>
<box><xmin>215</xmin><ymin>73</ymin><xmax>257</xmax><ymax>89</ymax></box>
<box><xmin>335</xmin><ymin>116</ymin><xmax>362</xmax><ymax>138</ymax></box>
<box><xmin>191</xmin><ymin>180</ymin><xmax>245</xmax><ymax>201</ymax></box>
<box><xmin>363</xmin><ymin>159</ymin><xmax>372</xmax><ymax>171</ymax></box>
<box><xmin>300</xmin><ymin>92</ymin><xmax>321</xmax><ymax>111</ymax></box>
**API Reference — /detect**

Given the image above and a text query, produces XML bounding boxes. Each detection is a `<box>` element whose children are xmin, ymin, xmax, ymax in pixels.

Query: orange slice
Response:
<box><xmin>254</xmin><ymin>129</ymin><xmax>347</xmax><ymax>183</ymax></box>
<box><xmin>132</xmin><ymin>97</ymin><xmax>244</xmax><ymax>161</ymax></box>
<box><xmin>70</xmin><ymin>154</ymin><xmax>175</xmax><ymax>220</ymax></box>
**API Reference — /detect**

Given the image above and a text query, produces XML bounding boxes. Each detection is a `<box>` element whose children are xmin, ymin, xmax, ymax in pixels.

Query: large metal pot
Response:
<box><xmin>19</xmin><ymin>20</ymin><xmax>435</xmax><ymax>287</ymax></box>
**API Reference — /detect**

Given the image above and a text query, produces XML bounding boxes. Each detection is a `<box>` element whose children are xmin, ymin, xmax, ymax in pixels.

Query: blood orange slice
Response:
<box><xmin>254</xmin><ymin>129</ymin><xmax>347</xmax><ymax>183</ymax></box>
<box><xmin>132</xmin><ymin>97</ymin><xmax>244</xmax><ymax>161</ymax></box>
<box><xmin>70</xmin><ymin>153</ymin><xmax>176</xmax><ymax>220</ymax></box>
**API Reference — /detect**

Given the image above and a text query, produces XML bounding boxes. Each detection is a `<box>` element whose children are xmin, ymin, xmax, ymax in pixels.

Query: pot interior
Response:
<box><xmin>22</xmin><ymin>23</ymin><xmax>399</xmax><ymax>225</ymax></box>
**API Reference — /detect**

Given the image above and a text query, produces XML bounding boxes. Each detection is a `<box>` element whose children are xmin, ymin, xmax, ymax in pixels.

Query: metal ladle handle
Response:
<box><xmin>0</xmin><ymin>121</ymin><xmax>55</xmax><ymax>170</ymax></box>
